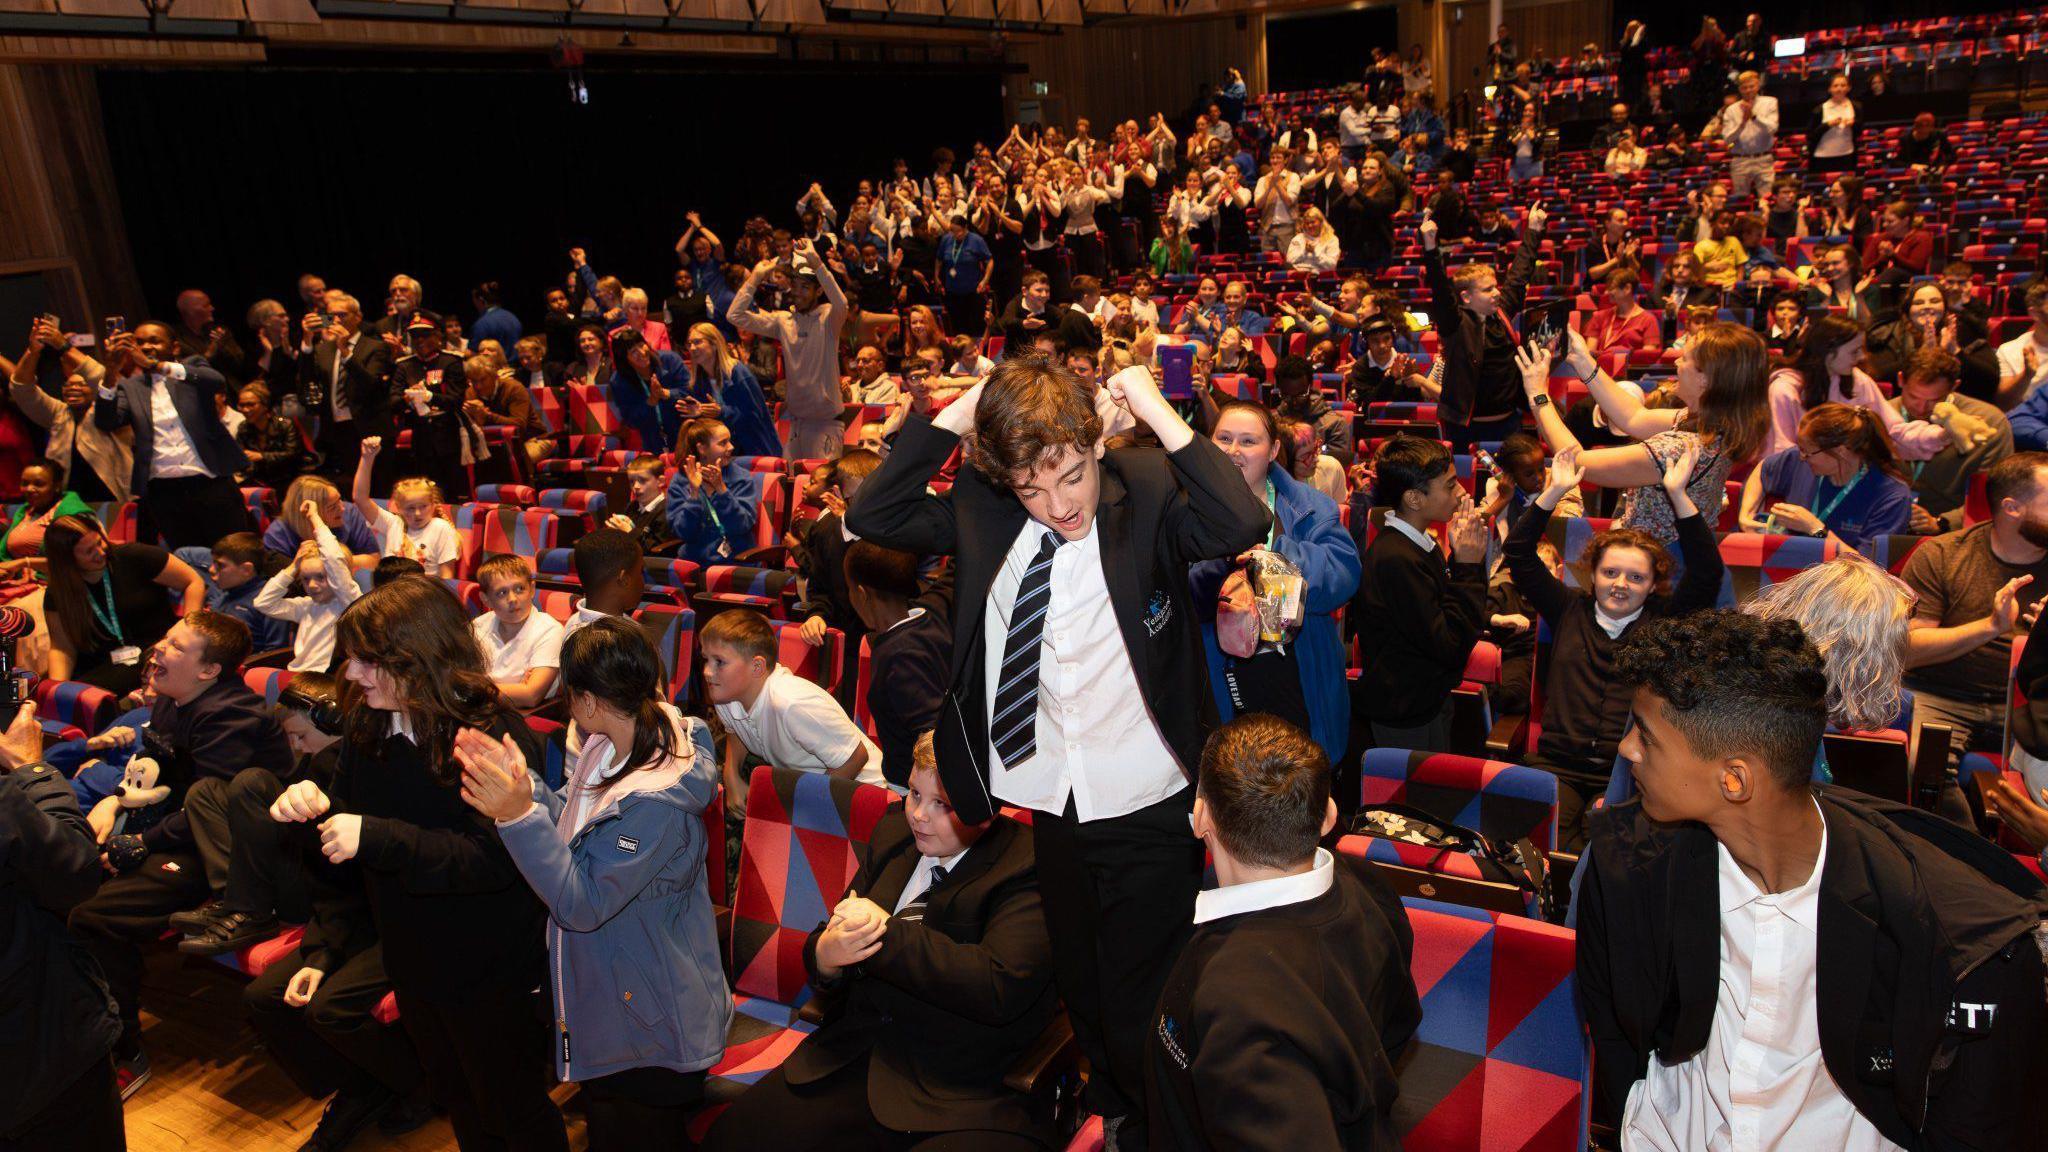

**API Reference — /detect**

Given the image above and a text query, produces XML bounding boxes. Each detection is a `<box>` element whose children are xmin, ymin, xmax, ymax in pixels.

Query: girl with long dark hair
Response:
<box><xmin>269</xmin><ymin>576</ymin><xmax>568</xmax><ymax>1152</ymax></box>
<box><xmin>1765</xmin><ymin>314</ymin><xmax>1948</xmax><ymax>458</ymax></box>
<box><xmin>43</xmin><ymin>513</ymin><xmax>204</xmax><ymax>693</ymax></box>
<box><xmin>456</xmin><ymin>618</ymin><xmax>730</xmax><ymax>1150</ymax></box>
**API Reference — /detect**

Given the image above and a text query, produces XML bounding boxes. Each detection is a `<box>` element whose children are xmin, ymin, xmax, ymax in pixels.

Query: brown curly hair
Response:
<box><xmin>968</xmin><ymin>355</ymin><xmax>1104</xmax><ymax>485</ymax></box>
<box><xmin>335</xmin><ymin>575</ymin><xmax>500</xmax><ymax>783</ymax></box>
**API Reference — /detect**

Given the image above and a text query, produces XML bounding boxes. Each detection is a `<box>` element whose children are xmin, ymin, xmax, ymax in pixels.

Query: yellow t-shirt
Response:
<box><xmin>1693</xmin><ymin>238</ymin><xmax>1748</xmax><ymax>288</ymax></box>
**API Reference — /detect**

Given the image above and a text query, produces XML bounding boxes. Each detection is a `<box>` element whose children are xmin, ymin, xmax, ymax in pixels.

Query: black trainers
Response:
<box><xmin>114</xmin><ymin>1050</ymin><xmax>151</xmax><ymax>1102</ymax></box>
<box><xmin>298</xmin><ymin>1088</ymin><xmax>391</xmax><ymax>1152</ymax></box>
<box><xmin>376</xmin><ymin>1092</ymin><xmax>438</xmax><ymax>1137</ymax></box>
<box><xmin>167</xmin><ymin>899</ymin><xmax>227</xmax><ymax>935</ymax></box>
<box><xmin>176</xmin><ymin>911</ymin><xmax>280</xmax><ymax>956</ymax></box>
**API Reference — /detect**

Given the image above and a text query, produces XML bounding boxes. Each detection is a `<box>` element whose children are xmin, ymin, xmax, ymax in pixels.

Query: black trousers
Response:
<box><xmin>580</xmin><ymin>1064</ymin><xmax>705</xmax><ymax>1152</ymax></box>
<box><xmin>400</xmin><ymin>989</ymin><xmax>568</xmax><ymax>1152</ymax></box>
<box><xmin>701</xmin><ymin>1055</ymin><xmax>1042</xmax><ymax>1152</ymax></box>
<box><xmin>942</xmin><ymin>293</ymin><xmax>988</xmax><ymax>341</ymax></box>
<box><xmin>189</xmin><ymin>768</ymin><xmax>306</xmax><ymax>917</ymax></box>
<box><xmin>1064</xmin><ymin>232</ymin><xmax>1108</xmax><ymax>282</ymax></box>
<box><xmin>136</xmin><ymin>473</ymin><xmax>250</xmax><ymax>552</ymax></box>
<box><xmin>69</xmin><ymin>851</ymin><xmax>211</xmax><ymax>1054</ymax></box>
<box><xmin>244</xmin><ymin>944</ymin><xmax>422</xmax><ymax>1102</ymax></box>
<box><xmin>1031</xmin><ymin>787</ymin><xmax>1201</xmax><ymax>1143</ymax></box>
<box><xmin>0</xmin><ymin>1053</ymin><xmax>125</xmax><ymax>1152</ymax></box>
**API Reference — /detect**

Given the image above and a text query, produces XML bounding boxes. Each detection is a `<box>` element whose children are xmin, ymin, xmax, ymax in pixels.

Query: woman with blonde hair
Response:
<box><xmin>1744</xmin><ymin>554</ymin><xmax>1913</xmax><ymax>734</ymax></box>
<box><xmin>1519</xmin><ymin>321</ymin><xmax>1772</xmax><ymax>541</ymax></box>
<box><xmin>619</xmin><ymin>287</ymin><xmax>671</xmax><ymax>352</ymax></box>
<box><xmin>262</xmin><ymin>473</ymin><xmax>379</xmax><ymax>558</ymax></box>
<box><xmin>679</xmin><ymin>322</ymin><xmax>781</xmax><ymax>459</ymax></box>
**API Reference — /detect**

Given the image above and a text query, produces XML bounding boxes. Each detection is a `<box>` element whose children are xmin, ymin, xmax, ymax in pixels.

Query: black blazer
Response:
<box><xmin>793</xmin><ymin>812</ymin><xmax>1056</xmax><ymax>1140</ymax></box>
<box><xmin>1578</xmin><ymin>789</ymin><xmax>2048</xmax><ymax>1151</ymax></box>
<box><xmin>301</xmin><ymin>333</ymin><xmax>397</xmax><ymax>435</ymax></box>
<box><xmin>846</xmin><ymin>414</ymin><xmax>1271</xmax><ymax>823</ymax></box>
<box><xmin>867</xmin><ymin>584</ymin><xmax>954</xmax><ymax>787</ymax></box>
<box><xmin>94</xmin><ymin>356</ymin><xmax>245</xmax><ymax>498</ymax></box>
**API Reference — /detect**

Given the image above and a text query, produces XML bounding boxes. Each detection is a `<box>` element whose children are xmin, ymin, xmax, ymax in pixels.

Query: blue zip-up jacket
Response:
<box><xmin>496</xmin><ymin>709</ymin><xmax>732</xmax><ymax>1082</ymax></box>
<box><xmin>2010</xmin><ymin>385</ymin><xmax>2048</xmax><ymax>451</ymax></box>
<box><xmin>666</xmin><ymin>461</ymin><xmax>761</xmax><ymax>565</ymax></box>
<box><xmin>215</xmin><ymin>577</ymin><xmax>291</xmax><ymax>653</ymax></box>
<box><xmin>1189</xmin><ymin>467</ymin><xmax>1361</xmax><ymax>763</ymax></box>
<box><xmin>684</xmin><ymin>361</ymin><xmax>783</xmax><ymax>461</ymax></box>
<box><xmin>609</xmin><ymin>352</ymin><xmax>689</xmax><ymax>455</ymax></box>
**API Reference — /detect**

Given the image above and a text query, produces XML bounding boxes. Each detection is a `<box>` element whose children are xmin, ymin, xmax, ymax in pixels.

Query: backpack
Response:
<box><xmin>1348</xmin><ymin>802</ymin><xmax>1557</xmax><ymax>922</ymax></box>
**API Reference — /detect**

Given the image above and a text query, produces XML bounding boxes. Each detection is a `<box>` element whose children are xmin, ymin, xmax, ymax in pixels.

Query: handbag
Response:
<box><xmin>1347</xmin><ymin>803</ymin><xmax>1555</xmax><ymax>921</ymax></box>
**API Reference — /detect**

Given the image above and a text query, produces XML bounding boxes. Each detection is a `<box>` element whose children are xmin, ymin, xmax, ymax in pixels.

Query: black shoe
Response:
<box><xmin>167</xmin><ymin>899</ymin><xmax>227</xmax><ymax>935</ymax></box>
<box><xmin>177</xmin><ymin>911</ymin><xmax>280</xmax><ymax>956</ymax></box>
<box><xmin>298</xmin><ymin>1089</ymin><xmax>392</xmax><ymax>1152</ymax></box>
<box><xmin>376</xmin><ymin>1092</ymin><xmax>438</xmax><ymax>1137</ymax></box>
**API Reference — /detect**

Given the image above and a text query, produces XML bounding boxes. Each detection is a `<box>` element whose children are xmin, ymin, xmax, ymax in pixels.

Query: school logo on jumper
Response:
<box><xmin>1144</xmin><ymin>591</ymin><xmax>1173</xmax><ymax>637</ymax></box>
<box><xmin>1948</xmin><ymin>1001</ymin><xmax>1998</xmax><ymax>1033</ymax></box>
<box><xmin>1156</xmin><ymin>1013</ymin><xmax>1189</xmax><ymax>1069</ymax></box>
<box><xmin>616</xmin><ymin>835</ymin><xmax>640</xmax><ymax>854</ymax></box>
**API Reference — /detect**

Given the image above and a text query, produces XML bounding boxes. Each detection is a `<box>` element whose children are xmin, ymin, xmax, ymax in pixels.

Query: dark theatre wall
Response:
<box><xmin>97</xmin><ymin>61</ymin><xmax>1005</xmax><ymax>325</ymax></box>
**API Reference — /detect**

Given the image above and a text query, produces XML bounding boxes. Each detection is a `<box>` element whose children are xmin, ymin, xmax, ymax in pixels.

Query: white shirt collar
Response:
<box><xmin>882</xmin><ymin>605</ymin><xmax>928</xmax><ymax>634</ymax></box>
<box><xmin>1593</xmin><ymin>604</ymin><xmax>1645</xmax><ymax>639</ymax></box>
<box><xmin>1384</xmin><ymin>514</ymin><xmax>1438</xmax><ymax>555</ymax></box>
<box><xmin>1717</xmin><ymin>797</ymin><xmax>1827</xmax><ymax>932</ymax></box>
<box><xmin>389</xmin><ymin>712</ymin><xmax>417</xmax><ymax>743</ymax></box>
<box><xmin>1194</xmin><ymin>848</ymin><xmax>1336</xmax><ymax>925</ymax></box>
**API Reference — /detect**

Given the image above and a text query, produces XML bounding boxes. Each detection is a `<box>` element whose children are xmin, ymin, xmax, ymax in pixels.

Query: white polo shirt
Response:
<box><xmin>472</xmin><ymin>608</ymin><xmax>565</xmax><ymax>698</ymax></box>
<box><xmin>716</xmin><ymin>665</ymin><xmax>885</xmax><ymax>787</ymax></box>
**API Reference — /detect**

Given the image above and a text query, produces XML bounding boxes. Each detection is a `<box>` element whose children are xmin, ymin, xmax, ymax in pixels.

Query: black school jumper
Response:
<box><xmin>847</xmin><ymin>410</ymin><xmax>1270</xmax><ymax>1140</ymax></box>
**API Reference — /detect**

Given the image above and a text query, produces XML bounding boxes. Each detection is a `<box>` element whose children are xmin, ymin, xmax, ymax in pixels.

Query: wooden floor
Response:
<box><xmin>124</xmin><ymin>951</ymin><xmax>587</xmax><ymax>1152</ymax></box>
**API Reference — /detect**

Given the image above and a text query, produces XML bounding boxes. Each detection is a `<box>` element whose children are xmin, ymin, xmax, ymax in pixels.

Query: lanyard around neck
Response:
<box><xmin>1812</xmin><ymin>465</ymin><xmax>1868</xmax><ymax>525</ymax></box>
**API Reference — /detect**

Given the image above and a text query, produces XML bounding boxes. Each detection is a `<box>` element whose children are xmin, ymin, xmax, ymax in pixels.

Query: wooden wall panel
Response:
<box><xmin>0</xmin><ymin>64</ymin><xmax>146</xmax><ymax>326</ymax></box>
<box><xmin>1006</xmin><ymin>13</ymin><xmax>1265</xmax><ymax>129</ymax></box>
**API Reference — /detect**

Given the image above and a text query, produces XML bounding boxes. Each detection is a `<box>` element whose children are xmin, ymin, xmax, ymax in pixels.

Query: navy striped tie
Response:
<box><xmin>992</xmin><ymin>532</ymin><xmax>1061</xmax><ymax>769</ymax></box>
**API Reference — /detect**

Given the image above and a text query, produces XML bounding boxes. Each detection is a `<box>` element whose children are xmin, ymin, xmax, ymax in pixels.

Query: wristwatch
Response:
<box><xmin>1530</xmin><ymin>393</ymin><xmax>1551</xmax><ymax>408</ymax></box>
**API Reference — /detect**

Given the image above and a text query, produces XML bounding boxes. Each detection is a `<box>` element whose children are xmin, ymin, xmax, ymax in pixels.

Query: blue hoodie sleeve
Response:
<box><xmin>1269</xmin><ymin>485</ymin><xmax>1362</xmax><ymax>614</ymax></box>
<box><xmin>707</xmin><ymin>467</ymin><xmax>760</xmax><ymax>550</ymax></box>
<box><xmin>2012</xmin><ymin>387</ymin><xmax>2048</xmax><ymax>451</ymax></box>
<box><xmin>608</xmin><ymin>368</ymin><xmax>665</xmax><ymax>454</ymax></box>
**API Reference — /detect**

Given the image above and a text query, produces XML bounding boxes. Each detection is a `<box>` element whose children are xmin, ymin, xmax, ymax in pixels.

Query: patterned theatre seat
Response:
<box><xmin>1714</xmin><ymin>532</ymin><xmax>1837</xmax><ymax>606</ymax></box>
<box><xmin>1394</xmin><ymin>897</ymin><xmax>1589</xmax><ymax>1152</ymax></box>
<box><xmin>694</xmin><ymin>766</ymin><xmax>898</xmax><ymax>1133</ymax></box>
<box><xmin>1358</xmin><ymin>749</ymin><xmax>1559</xmax><ymax>853</ymax></box>
<box><xmin>632</xmin><ymin>603</ymin><xmax>698</xmax><ymax>706</ymax></box>
<box><xmin>242</xmin><ymin>667</ymin><xmax>297</xmax><ymax>708</ymax></box>
<box><xmin>31</xmin><ymin>678</ymin><xmax>119</xmax><ymax>742</ymax></box>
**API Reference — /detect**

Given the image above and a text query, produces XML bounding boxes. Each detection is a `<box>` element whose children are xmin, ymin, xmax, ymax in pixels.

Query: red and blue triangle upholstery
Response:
<box><xmin>1359</xmin><ymin>750</ymin><xmax>1560</xmax><ymax>853</ymax></box>
<box><xmin>1370</xmin><ymin>401</ymin><xmax>1439</xmax><ymax>423</ymax></box>
<box><xmin>694</xmin><ymin>767</ymin><xmax>899</xmax><ymax>1134</ymax></box>
<box><xmin>525</xmin><ymin>716</ymin><xmax>568</xmax><ymax>790</ymax></box>
<box><xmin>474</xmin><ymin>484</ymin><xmax>538</xmax><ymax>506</ymax></box>
<box><xmin>242</xmin><ymin>668</ymin><xmax>297</xmax><ymax>708</ymax></box>
<box><xmin>536</xmin><ymin>436</ymin><xmax>623</xmax><ymax>476</ymax></box>
<box><xmin>1712</xmin><ymin>533</ymin><xmax>1838</xmax><ymax>607</ymax></box>
<box><xmin>532</xmin><ymin>388</ymin><xmax>565</xmax><ymax>435</ymax></box>
<box><xmin>443</xmin><ymin>578</ymin><xmax>485</xmax><ymax>614</ymax></box>
<box><xmin>241</xmin><ymin>487</ymin><xmax>276</xmax><ymax>531</ymax></box>
<box><xmin>632</xmin><ymin>603</ymin><xmax>697</xmax><ymax>707</ymax></box>
<box><xmin>772</xmin><ymin>622</ymin><xmax>845</xmax><ymax>694</ymax></box>
<box><xmin>31</xmin><ymin>678</ymin><xmax>118</xmax><ymax>741</ymax></box>
<box><xmin>1335</xmin><ymin>833</ymin><xmax>1542</xmax><ymax>919</ymax></box>
<box><xmin>643</xmin><ymin>557</ymin><xmax>702</xmax><ymax>593</ymax></box>
<box><xmin>701</xmin><ymin>565</ymin><xmax>798</xmax><ymax>604</ymax></box>
<box><xmin>738</xmin><ymin>456</ymin><xmax>787</xmax><ymax>474</ymax></box>
<box><xmin>536</xmin><ymin>548</ymin><xmax>579</xmax><ymax>582</ymax></box>
<box><xmin>532</xmin><ymin>590</ymin><xmax>580</xmax><ymax>625</ymax></box>
<box><xmin>1393</xmin><ymin>897</ymin><xmax>1589</xmax><ymax>1152</ymax></box>
<box><xmin>567</xmin><ymin>383</ymin><xmax>624</xmax><ymax>441</ymax></box>
<box><xmin>753</xmin><ymin>474</ymin><xmax>789</xmax><ymax>552</ymax></box>
<box><xmin>91</xmin><ymin>501</ymin><xmax>138</xmax><ymax>545</ymax></box>
<box><xmin>853</xmin><ymin>637</ymin><xmax>875</xmax><ymax>736</ymax></box>
<box><xmin>538</xmin><ymin>488</ymin><xmax>608</xmax><ymax>525</ymax></box>
<box><xmin>1865</xmin><ymin>534</ymin><xmax>1926</xmax><ymax>577</ymax></box>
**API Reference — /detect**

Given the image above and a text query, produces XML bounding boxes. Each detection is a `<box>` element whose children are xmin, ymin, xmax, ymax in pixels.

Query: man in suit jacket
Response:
<box><xmin>847</xmin><ymin>354</ymin><xmax>1270</xmax><ymax>1147</ymax></box>
<box><xmin>702</xmin><ymin>739</ymin><xmax>1057</xmax><ymax>1151</ymax></box>
<box><xmin>94</xmin><ymin>323</ymin><xmax>251</xmax><ymax>550</ymax></box>
<box><xmin>299</xmin><ymin>291</ymin><xmax>395</xmax><ymax>488</ymax></box>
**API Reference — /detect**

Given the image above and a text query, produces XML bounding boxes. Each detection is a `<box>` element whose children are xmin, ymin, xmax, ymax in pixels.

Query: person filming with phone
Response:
<box><xmin>1420</xmin><ymin>199</ymin><xmax>1547</xmax><ymax>452</ymax></box>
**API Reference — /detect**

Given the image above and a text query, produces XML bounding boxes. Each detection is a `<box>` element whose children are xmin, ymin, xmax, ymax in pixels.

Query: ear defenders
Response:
<box><xmin>279</xmin><ymin>683</ymin><xmax>344</xmax><ymax>736</ymax></box>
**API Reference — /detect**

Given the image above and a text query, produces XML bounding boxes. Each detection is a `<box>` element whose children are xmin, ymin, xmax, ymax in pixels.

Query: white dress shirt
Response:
<box><xmin>1194</xmin><ymin>847</ymin><xmax>1335</xmax><ymax>924</ymax></box>
<box><xmin>892</xmin><ymin>847</ymin><xmax>969</xmax><ymax>914</ymax></box>
<box><xmin>1383</xmin><ymin>513</ymin><xmax>1440</xmax><ymax>557</ymax></box>
<box><xmin>472</xmin><ymin>608</ymin><xmax>566</xmax><ymax>689</ymax></box>
<box><xmin>106</xmin><ymin>361</ymin><xmax>209</xmax><ymax>480</ymax></box>
<box><xmin>1624</xmin><ymin>806</ymin><xmax>1902</xmax><ymax>1152</ymax></box>
<box><xmin>1716</xmin><ymin>95</ymin><xmax>1781</xmax><ymax>155</ymax></box>
<box><xmin>983</xmin><ymin>518</ymin><xmax>1186</xmax><ymax>823</ymax></box>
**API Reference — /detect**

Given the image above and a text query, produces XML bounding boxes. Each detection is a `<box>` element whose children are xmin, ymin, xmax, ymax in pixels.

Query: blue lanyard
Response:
<box><xmin>88</xmin><ymin>571</ymin><xmax>123</xmax><ymax>645</ymax></box>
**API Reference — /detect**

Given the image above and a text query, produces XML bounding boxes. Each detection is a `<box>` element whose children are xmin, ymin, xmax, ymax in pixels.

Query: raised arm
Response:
<box><xmin>1559</xmin><ymin>326</ymin><xmax>1682</xmax><ymax>442</ymax></box>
